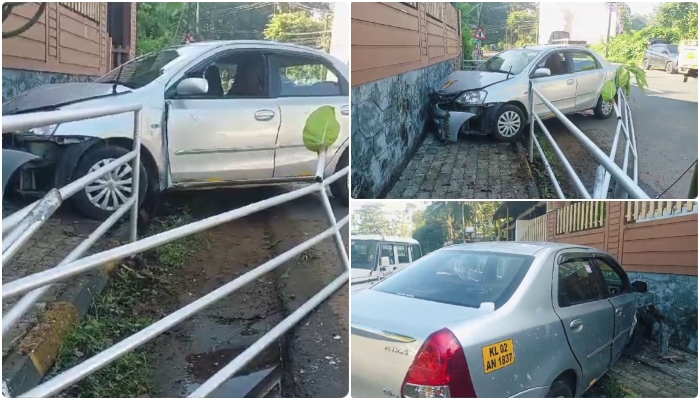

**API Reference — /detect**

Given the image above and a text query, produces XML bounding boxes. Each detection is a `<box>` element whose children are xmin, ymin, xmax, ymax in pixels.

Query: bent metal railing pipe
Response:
<box><xmin>527</xmin><ymin>82</ymin><xmax>648</xmax><ymax>199</ymax></box>
<box><xmin>2</xmin><ymin>106</ymin><xmax>349</xmax><ymax>398</ymax></box>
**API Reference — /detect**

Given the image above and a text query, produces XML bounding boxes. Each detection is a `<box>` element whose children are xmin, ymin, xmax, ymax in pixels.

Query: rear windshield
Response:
<box><xmin>371</xmin><ymin>249</ymin><xmax>534</xmax><ymax>309</ymax></box>
<box><xmin>351</xmin><ymin>240</ymin><xmax>378</xmax><ymax>270</ymax></box>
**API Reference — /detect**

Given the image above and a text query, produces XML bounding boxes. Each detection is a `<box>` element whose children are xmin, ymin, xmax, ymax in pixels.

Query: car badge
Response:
<box><xmin>442</xmin><ymin>79</ymin><xmax>457</xmax><ymax>89</ymax></box>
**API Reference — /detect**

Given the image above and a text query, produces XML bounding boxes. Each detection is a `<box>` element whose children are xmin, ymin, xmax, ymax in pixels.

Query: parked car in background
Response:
<box><xmin>2</xmin><ymin>41</ymin><xmax>350</xmax><ymax>219</ymax></box>
<box><xmin>351</xmin><ymin>234</ymin><xmax>422</xmax><ymax>287</ymax></box>
<box><xmin>643</xmin><ymin>42</ymin><xmax>679</xmax><ymax>73</ymax></box>
<box><xmin>351</xmin><ymin>242</ymin><xmax>648</xmax><ymax>398</ymax></box>
<box><xmin>431</xmin><ymin>46</ymin><xmax>616</xmax><ymax>143</ymax></box>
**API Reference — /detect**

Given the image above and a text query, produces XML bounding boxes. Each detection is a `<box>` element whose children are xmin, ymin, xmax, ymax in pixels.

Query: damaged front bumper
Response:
<box><xmin>430</xmin><ymin>94</ymin><xmax>500</xmax><ymax>143</ymax></box>
<box><xmin>431</xmin><ymin>103</ymin><xmax>477</xmax><ymax>143</ymax></box>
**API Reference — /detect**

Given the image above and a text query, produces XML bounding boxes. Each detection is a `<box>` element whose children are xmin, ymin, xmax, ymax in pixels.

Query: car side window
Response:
<box><xmin>380</xmin><ymin>243</ymin><xmax>396</xmax><ymax>265</ymax></box>
<box><xmin>536</xmin><ymin>51</ymin><xmax>571</xmax><ymax>76</ymax></box>
<box><xmin>268</xmin><ymin>53</ymin><xmax>344</xmax><ymax>97</ymax></box>
<box><xmin>595</xmin><ymin>257</ymin><xmax>630</xmax><ymax>296</ymax></box>
<box><xmin>571</xmin><ymin>51</ymin><xmax>600</xmax><ymax>72</ymax></box>
<box><xmin>558</xmin><ymin>257</ymin><xmax>604</xmax><ymax>307</ymax></box>
<box><xmin>409</xmin><ymin>245</ymin><xmax>422</xmax><ymax>262</ymax></box>
<box><xmin>179</xmin><ymin>51</ymin><xmax>268</xmax><ymax>99</ymax></box>
<box><xmin>395</xmin><ymin>244</ymin><xmax>410</xmax><ymax>264</ymax></box>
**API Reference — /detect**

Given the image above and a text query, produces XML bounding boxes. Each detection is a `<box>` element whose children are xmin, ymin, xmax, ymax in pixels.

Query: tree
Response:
<box><xmin>413</xmin><ymin>221</ymin><xmax>446</xmax><ymax>254</ymax></box>
<box><xmin>506</xmin><ymin>9</ymin><xmax>538</xmax><ymax>47</ymax></box>
<box><xmin>654</xmin><ymin>2</ymin><xmax>698</xmax><ymax>38</ymax></box>
<box><xmin>263</xmin><ymin>10</ymin><xmax>329</xmax><ymax>50</ymax></box>
<box><xmin>2</xmin><ymin>2</ymin><xmax>46</xmax><ymax>39</ymax></box>
<box><xmin>136</xmin><ymin>2</ymin><xmax>186</xmax><ymax>55</ymax></box>
<box><xmin>351</xmin><ymin>204</ymin><xmax>390</xmax><ymax>235</ymax></box>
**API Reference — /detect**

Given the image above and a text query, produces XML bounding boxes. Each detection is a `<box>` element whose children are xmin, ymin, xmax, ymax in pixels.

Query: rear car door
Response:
<box><xmin>378</xmin><ymin>242</ymin><xmax>399</xmax><ymax>278</ymax></box>
<box><xmin>593</xmin><ymin>254</ymin><xmax>637</xmax><ymax>364</ymax></box>
<box><xmin>553</xmin><ymin>252</ymin><xmax>615</xmax><ymax>389</ymax></box>
<box><xmin>570</xmin><ymin>50</ymin><xmax>606</xmax><ymax>111</ymax></box>
<box><xmin>531</xmin><ymin>50</ymin><xmax>577</xmax><ymax>117</ymax></box>
<box><xmin>268</xmin><ymin>51</ymin><xmax>349</xmax><ymax>178</ymax></box>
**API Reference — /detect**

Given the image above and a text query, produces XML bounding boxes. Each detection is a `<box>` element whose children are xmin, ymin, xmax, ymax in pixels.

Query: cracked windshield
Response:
<box><xmin>2</xmin><ymin>2</ymin><xmax>349</xmax><ymax>398</ymax></box>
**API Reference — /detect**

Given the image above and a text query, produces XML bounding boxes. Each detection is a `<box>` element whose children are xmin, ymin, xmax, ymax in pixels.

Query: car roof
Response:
<box><xmin>352</xmin><ymin>234</ymin><xmax>420</xmax><ymax>245</ymax></box>
<box><xmin>184</xmin><ymin>40</ymin><xmax>328</xmax><ymax>56</ymax></box>
<box><xmin>439</xmin><ymin>241</ymin><xmax>595</xmax><ymax>255</ymax></box>
<box><xmin>522</xmin><ymin>45</ymin><xmax>592</xmax><ymax>52</ymax></box>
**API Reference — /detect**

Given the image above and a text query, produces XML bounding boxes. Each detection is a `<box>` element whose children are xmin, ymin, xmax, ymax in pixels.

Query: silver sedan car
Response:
<box><xmin>431</xmin><ymin>46</ymin><xmax>617</xmax><ymax>143</ymax></box>
<box><xmin>351</xmin><ymin>242</ymin><xmax>648</xmax><ymax>398</ymax></box>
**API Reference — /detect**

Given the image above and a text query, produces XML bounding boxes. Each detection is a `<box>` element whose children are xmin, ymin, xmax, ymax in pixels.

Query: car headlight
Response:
<box><xmin>26</xmin><ymin>124</ymin><xmax>58</xmax><ymax>136</ymax></box>
<box><xmin>456</xmin><ymin>90</ymin><xmax>487</xmax><ymax>105</ymax></box>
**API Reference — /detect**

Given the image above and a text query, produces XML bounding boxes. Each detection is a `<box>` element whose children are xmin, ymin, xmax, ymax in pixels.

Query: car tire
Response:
<box><xmin>71</xmin><ymin>145</ymin><xmax>148</xmax><ymax>220</ymax></box>
<box><xmin>546</xmin><ymin>379</ymin><xmax>574</xmax><ymax>398</ymax></box>
<box><xmin>643</xmin><ymin>58</ymin><xmax>651</xmax><ymax>70</ymax></box>
<box><xmin>593</xmin><ymin>95</ymin><xmax>614</xmax><ymax>120</ymax></box>
<box><xmin>622</xmin><ymin>318</ymin><xmax>645</xmax><ymax>356</ymax></box>
<box><xmin>666</xmin><ymin>61</ymin><xmax>677</xmax><ymax>74</ymax></box>
<box><xmin>330</xmin><ymin>150</ymin><xmax>349</xmax><ymax>206</ymax></box>
<box><xmin>492</xmin><ymin>104</ymin><xmax>524</xmax><ymax>142</ymax></box>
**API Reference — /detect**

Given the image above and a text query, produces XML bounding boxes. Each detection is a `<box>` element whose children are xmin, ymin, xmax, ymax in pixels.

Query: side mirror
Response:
<box><xmin>380</xmin><ymin>256</ymin><xmax>391</xmax><ymax>267</ymax></box>
<box><xmin>631</xmin><ymin>280</ymin><xmax>648</xmax><ymax>293</ymax></box>
<box><xmin>176</xmin><ymin>77</ymin><xmax>208</xmax><ymax>96</ymax></box>
<box><xmin>532</xmin><ymin>68</ymin><xmax>551</xmax><ymax>78</ymax></box>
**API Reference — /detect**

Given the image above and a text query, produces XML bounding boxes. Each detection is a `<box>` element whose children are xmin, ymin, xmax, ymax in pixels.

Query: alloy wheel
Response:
<box><xmin>601</xmin><ymin>100</ymin><xmax>613</xmax><ymax>116</ymax></box>
<box><xmin>85</xmin><ymin>158</ymin><xmax>133</xmax><ymax>211</ymax></box>
<box><xmin>497</xmin><ymin>110</ymin><xmax>521</xmax><ymax>137</ymax></box>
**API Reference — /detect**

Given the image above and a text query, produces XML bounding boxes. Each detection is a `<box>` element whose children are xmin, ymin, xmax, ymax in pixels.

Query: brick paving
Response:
<box><xmin>607</xmin><ymin>341</ymin><xmax>698</xmax><ymax>398</ymax></box>
<box><xmin>384</xmin><ymin>134</ymin><xmax>536</xmax><ymax>199</ymax></box>
<box><xmin>2</xmin><ymin>202</ymin><xmax>123</xmax><ymax>356</ymax></box>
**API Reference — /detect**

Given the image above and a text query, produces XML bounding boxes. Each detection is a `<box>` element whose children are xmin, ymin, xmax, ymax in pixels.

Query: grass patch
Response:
<box><xmin>523</xmin><ymin>128</ymin><xmax>577</xmax><ymax>199</ymax></box>
<box><xmin>585</xmin><ymin>375</ymin><xmax>641</xmax><ymax>398</ymax></box>
<box><xmin>52</xmin><ymin>207</ymin><xmax>203</xmax><ymax>397</ymax></box>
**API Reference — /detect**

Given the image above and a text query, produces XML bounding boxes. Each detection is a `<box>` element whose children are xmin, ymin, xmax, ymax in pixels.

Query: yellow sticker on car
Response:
<box><xmin>482</xmin><ymin>339</ymin><xmax>515</xmax><ymax>374</ymax></box>
<box><xmin>442</xmin><ymin>80</ymin><xmax>457</xmax><ymax>89</ymax></box>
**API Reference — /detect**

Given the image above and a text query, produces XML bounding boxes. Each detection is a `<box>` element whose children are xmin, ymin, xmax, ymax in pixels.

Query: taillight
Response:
<box><xmin>401</xmin><ymin>328</ymin><xmax>477</xmax><ymax>398</ymax></box>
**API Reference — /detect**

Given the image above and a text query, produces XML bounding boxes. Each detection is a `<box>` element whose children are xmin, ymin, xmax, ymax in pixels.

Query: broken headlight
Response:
<box><xmin>26</xmin><ymin>124</ymin><xmax>58</xmax><ymax>136</ymax></box>
<box><xmin>455</xmin><ymin>90</ymin><xmax>487</xmax><ymax>105</ymax></box>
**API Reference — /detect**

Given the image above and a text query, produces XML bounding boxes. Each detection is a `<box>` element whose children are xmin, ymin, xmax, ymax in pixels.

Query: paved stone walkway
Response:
<box><xmin>384</xmin><ymin>134</ymin><xmax>536</xmax><ymax>199</ymax></box>
<box><xmin>608</xmin><ymin>341</ymin><xmax>698</xmax><ymax>398</ymax></box>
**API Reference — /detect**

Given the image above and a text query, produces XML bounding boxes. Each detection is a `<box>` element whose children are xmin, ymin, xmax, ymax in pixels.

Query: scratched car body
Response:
<box><xmin>351</xmin><ymin>242</ymin><xmax>648</xmax><ymax>398</ymax></box>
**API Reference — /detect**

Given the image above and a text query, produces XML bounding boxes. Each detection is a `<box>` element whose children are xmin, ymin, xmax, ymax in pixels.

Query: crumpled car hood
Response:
<box><xmin>2</xmin><ymin>82</ymin><xmax>130</xmax><ymax>116</ymax></box>
<box><xmin>434</xmin><ymin>70</ymin><xmax>510</xmax><ymax>94</ymax></box>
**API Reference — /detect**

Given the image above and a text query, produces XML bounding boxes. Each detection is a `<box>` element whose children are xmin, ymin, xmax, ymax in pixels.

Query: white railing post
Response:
<box><xmin>129</xmin><ymin>109</ymin><xmax>142</xmax><ymax>243</ymax></box>
<box><xmin>528</xmin><ymin>82</ymin><xmax>534</xmax><ymax>163</ymax></box>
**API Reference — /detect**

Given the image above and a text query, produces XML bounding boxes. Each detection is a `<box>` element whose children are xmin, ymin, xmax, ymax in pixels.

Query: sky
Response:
<box><xmin>627</xmin><ymin>2</ymin><xmax>661</xmax><ymax>15</ymax></box>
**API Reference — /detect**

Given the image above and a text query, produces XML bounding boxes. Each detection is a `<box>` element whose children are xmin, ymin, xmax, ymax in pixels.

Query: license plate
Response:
<box><xmin>482</xmin><ymin>338</ymin><xmax>515</xmax><ymax>374</ymax></box>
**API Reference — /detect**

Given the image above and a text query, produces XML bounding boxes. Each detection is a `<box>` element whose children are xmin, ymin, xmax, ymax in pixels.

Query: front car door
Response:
<box><xmin>268</xmin><ymin>51</ymin><xmax>349</xmax><ymax>179</ymax></box>
<box><xmin>570</xmin><ymin>50</ymin><xmax>606</xmax><ymax>111</ymax></box>
<box><xmin>531</xmin><ymin>50</ymin><xmax>577</xmax><ymax>117</ymax></box>
<box><xmin>166</xmin><ymin>48</ymin><xmax>279</xmax><ymax>183</ymax></box>
<box><xmin>552</xmin><ymin>251</ymin><xmax>614</xmax><ymax>390</ymax></box>
<box><xmin>649</xmin><ymin>45</ymin><xmax>662</xmax><ymax>67</ymax></box>
<box><xmin>593</xmin><ymin>254</ymin><xmax>637</xmax><ymax>364</ymax></box>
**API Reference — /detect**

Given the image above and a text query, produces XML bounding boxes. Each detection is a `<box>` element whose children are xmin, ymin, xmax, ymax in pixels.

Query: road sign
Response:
<box><xmin>474</xmin><ymin>26</ymin><xmax>487</xmax><ymax>41</ymax></box>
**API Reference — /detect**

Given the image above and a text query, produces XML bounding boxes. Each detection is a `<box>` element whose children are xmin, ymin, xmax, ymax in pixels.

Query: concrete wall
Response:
<box><xmin>628</xmin><ymin>272</ymin><xmax>698</xmax><ymax>353</ymax></box>
<box><xmin>351</xmin><ymin>58</ymin><xmax>456</xmax><ymax>198</ymax></box>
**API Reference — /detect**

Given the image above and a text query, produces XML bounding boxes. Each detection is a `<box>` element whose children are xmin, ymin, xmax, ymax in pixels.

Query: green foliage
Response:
<box><xmin>136</xmin><ymin>2</ymin><xmax>186</xmax><ymax>55</ymax></box>
<box><xmin>303</xmin><ymin>106</ymin><xmax>340</xmax><ymax>152</ymax></box>
<box><xmin>413</xmin><ymin>221</ymin><xmax>446</xmax><ymax>254</ymax></box>
<box><xmin>507</xmin><ymin>10</ymin><xmax>538</xmax><ymax>47</ymax></box>
<box><xmin>263</xmin><ymin>10</ymin><xmax>329</xmax><ymax>50</ymax></box>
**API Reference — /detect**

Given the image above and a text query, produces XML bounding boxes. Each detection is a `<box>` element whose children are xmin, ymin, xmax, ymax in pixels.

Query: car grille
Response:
<box><xmin>431</xmin><ymin>91</ymin><xmax>459</xmax><ymax>104</ymax></box>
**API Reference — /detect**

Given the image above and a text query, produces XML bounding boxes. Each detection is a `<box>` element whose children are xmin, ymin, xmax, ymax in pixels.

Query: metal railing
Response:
<box><xmin>463</xmin><ymin>59</ymin><xmax>484</xmax><ymax>70</ymax></box>
<box><xmin>1</xmin><ymin>105</ymin><xmax>349</xmax><ymax>398</ymax></box>
<box><xmin>527</xmin><ymin>82</ymin><xmax>649</xmax><ymax>199</ymax></box>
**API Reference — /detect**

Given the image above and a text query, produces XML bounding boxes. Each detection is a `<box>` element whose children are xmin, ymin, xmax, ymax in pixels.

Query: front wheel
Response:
<box><xmin>547</xmin><ymin>379</ymin><xmax>574</xmax><ymax>398</ymax></box>
<box><xmin>491</xmin><ymin>104</ymin><xmax>524</xmax><ymax>142</ymax></box>
<box><xmin>643</xmin><ymin>58</ymin><xmax>651</xmax><ymax>70</ymax></box>
<box><xmin>593</xmin><ymin>95</ymin><xmax>614</xmax><ymax>119</ymax></box>
<box><xmin>71</xmin><ymin>145</ymin><xmax>148</xmax><ymax>220</ymax></box>
<box><xmin>330</xmin><ymin>150</ymin><xmax>349</xmax><ymax>206</ymax></box>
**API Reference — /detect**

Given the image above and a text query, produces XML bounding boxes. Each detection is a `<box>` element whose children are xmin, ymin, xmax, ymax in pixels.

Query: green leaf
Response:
<box><xmin>303</xmin><ymin>106</ymin><xmax>340</xmax><ymax>152</ymax></box>
<box><xmin>602</xmin><ymin>80</ymin><xmax>617</xmax><ymax>102</ymax></box>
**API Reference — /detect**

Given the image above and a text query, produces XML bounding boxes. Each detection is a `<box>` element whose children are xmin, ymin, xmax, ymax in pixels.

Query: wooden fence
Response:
<box><xmin>518</xmin><ymin>214</ymin><xmax>547</xmax><ymax>241</ymax></box>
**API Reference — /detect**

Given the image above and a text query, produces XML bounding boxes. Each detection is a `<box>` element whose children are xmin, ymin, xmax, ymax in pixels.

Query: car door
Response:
<box><xmin>650</xmin><ymin>45</ymin><xmax>663</xmax><ymax>67</ymax></box>
<box><xmin>593</xmin><ymin>254</ymin><xmax>637</xmax><ymax>364</ymax></box>
<box><xmin>166</xmin><ymin>49</ymin><xmax>279</xmax><ymax>183</ymax></box>
<box><xmin>377</xmin><ymin>242</ymin><xmax>399</xmax><ymax>279</ymax></box>
<box><xmin>267</xmin><ymin>51</ymin><xmax>349</xmax><ymax>179</ymax></box>
<box><xmin>570</xmin><ymin>50</ymin><xmax>606</xmax><ymax>111</ymax></box>
<box><xmin>552</xmin><ymin>252</ymin><xmax>615</xmax><ymax>389</ymax></box>
<box><xmin>531</xmin><ymin>50</ymin><xmax>577</xmax><ymax>117</ymax></box>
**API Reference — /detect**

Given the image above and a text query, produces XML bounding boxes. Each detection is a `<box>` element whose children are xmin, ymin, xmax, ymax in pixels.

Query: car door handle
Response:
<box><xmin>254</xmin><ymin>109</ymin><xmax>275</xmax><ymax>121</ymax></box>
<box><xmin>566</xmin><ymin>79</ymin><xmax>575</xmax><ymax>85</ymax></box>
<box><xmin>615</xmin><ymin>307</ymin><xmax>623</xmax><ymax>317</ymax></box>
<box><xmin>340</xmin><ymin>105</ymin><xmax>349</xmax><ymax>115</ymax></box>
<box><xmin>570</xmin><ymin>319</ymin><xmax>583</xmax><ymax>329</ymax></box>
<box><xmin>598</xmin><ymin>72</ymin><xmax>604</xmax><ymax>78</ymax></box>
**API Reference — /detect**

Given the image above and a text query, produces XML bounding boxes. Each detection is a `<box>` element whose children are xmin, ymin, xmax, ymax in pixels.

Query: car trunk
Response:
<box><xmin>350</xmin><ymin>289</ymin><xmax>491</xmax><ymax>397</ymax></box>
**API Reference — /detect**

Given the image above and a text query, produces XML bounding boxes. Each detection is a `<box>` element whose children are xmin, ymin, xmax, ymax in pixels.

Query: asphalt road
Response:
<box><xmin>545</xmin><ymin>69</ymin><xmax>698</xmax><ymax>198</ymax></box>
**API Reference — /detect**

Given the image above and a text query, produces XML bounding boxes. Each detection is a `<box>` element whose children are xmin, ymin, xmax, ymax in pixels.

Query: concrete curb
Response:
<box><xmin>2</xmin><ymin>261</ymin><xmax>120</xmax><ymax>397</ymax></box>
<box><xmin>515</xmin><ymin>141</ymin><xmax>541</xmax><ymax>199</ymax></box>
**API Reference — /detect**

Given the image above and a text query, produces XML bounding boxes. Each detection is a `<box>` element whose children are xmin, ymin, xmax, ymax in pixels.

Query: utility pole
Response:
<box><xmin>605</xmin><ymin>2</ymin><xmax>616</xmax><ymax>58</ymax></box>
<box><xmin>195</xmin><ymin>2</ymin><xmax>200</xmax><ymax>35</ymax></box>
<box><xmin>461</xmin><ymin>203</ymin><xmax>466</xmax><ymax>243</ymax></box>
<box><xmin>476</xmin><ymin>2</ymin><xmax>484</xmax><ymax>60</ymax></box>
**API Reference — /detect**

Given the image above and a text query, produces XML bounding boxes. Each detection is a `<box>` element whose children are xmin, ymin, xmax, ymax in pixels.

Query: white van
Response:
<box><xmin>350</xmin><ymin>234</ymin><xmax>422</xmax><ymax>287</ymax></box>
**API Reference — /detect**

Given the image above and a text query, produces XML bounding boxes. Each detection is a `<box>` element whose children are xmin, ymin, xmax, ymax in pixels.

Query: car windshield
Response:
<box><xmin>351</xmin><ymin>240</ymin><xmax>378</xmax><ymax>270</ymax></box>
<box><xmin>477</xmin><ymin>49</ymin><xmax>540</xmax><ymax>75</ymax></box>
<box><xmin>371</xmin><ymin>249</ymin><xmax>534</xmax><ymax>308</ymax></box>
<box><xmin>96</xmin><ymin>46</ymin><xmax>204</xmax><ymax>89</ymax></box>
<box><xmin>668</xmin><ymin>44</ymin><xmax>679</xmax><ymax>54</ymax></box>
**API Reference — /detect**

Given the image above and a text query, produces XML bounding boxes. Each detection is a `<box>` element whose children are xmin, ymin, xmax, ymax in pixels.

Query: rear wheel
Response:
<box><xmin>666</xmin><ymin>61</ymin><xmax>677</xmax><ymax>74</ymax></box>
<box><xmin>643</xmin><ymin>58</ymin><xmax>651</xmax><ymax>70</ymax></box>
<box><xmin>547</xmin><ymin>379</ymin><xmax>574</xmax><ymax>398</ymax></box>
<box><xmin>593</xmin><ymin>95</ymin><xmax>614</xmax><ymax>119</ymax></box>
<box><xmin>330</xmin><ymin>150</ymin><xmax>348</xmax><ymax>206</ymax></box>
